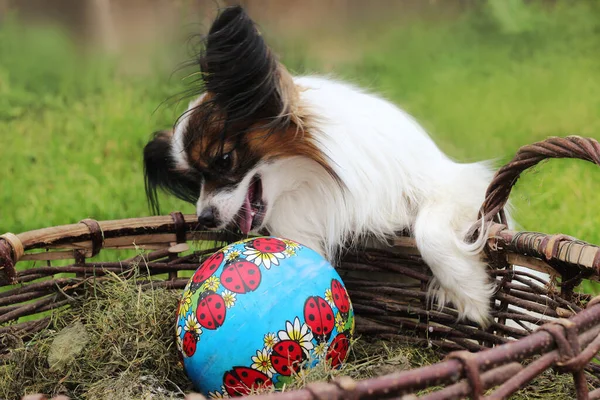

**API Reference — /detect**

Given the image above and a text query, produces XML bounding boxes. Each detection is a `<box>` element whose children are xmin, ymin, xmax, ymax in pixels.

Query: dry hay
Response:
<box><xmin>0</xmin><ymin>271</ymin><xmax>576</xmax><ymax>400</ymax></box>
<box><xmin>0</xmin><ymin>271</ymin><xmax>186</xmax><ymax>399</ymax></box>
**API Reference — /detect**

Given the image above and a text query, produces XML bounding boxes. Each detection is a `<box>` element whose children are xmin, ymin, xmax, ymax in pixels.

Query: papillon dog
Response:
<box><xmin>143</xmin><ymin>6</ymin><xmax>501</xmax><ymax>327</ymax></box>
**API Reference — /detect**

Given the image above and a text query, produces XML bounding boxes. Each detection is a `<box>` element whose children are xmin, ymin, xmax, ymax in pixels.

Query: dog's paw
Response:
<box><xmin>429</xmin><ymin>279</ymin><xmax>494</xmax><ymax>328</ymax></box>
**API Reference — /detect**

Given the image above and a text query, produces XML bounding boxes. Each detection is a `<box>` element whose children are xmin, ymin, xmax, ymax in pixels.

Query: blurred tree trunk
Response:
<box><xmin>88</xmin><ymin>0</ymin><xmax>118</xmax><ymax>53</ymax></box>
<box><xmin>0</xmin><ymin>0</ymin><xmax>8</xmax><ymax>17</ymax></box>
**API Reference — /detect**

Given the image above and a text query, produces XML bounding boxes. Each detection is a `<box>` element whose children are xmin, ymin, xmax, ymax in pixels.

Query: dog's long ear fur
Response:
<box><xmin>195</xmin><ymin>5</ymin><xmax>301</xmax><ymax>136</ymax></box>
<box><xmin>143</xmin><ymin>130</ymin><xmax>201</xmax><ymax>215</ymax></box>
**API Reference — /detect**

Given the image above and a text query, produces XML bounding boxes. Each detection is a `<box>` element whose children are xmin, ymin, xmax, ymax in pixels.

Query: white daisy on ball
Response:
<box><xmin>277</xmin><ymin>317</ymin><xmax>314</xmax><ymax>355</ymax></box>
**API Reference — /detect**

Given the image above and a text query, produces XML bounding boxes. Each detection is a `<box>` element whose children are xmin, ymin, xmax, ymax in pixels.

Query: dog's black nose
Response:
<box><xmin>198</xmin><ymin>207</ymin><xmax>218</xmax><ymax>229</ymax></box>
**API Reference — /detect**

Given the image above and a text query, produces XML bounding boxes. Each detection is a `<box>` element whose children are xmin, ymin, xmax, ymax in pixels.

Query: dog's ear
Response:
<box><xmin>199</xmin><ymin>5</ymin><xmax>300</xmax><ymax>131</ymax></box>
<box><xmin>143</xmin><ymin>130</ymin><xmax>201</xmax><ymax>215</ymax></box>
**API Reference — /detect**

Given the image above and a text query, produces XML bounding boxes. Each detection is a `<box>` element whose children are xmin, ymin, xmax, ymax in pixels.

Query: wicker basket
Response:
<box><xmin>2</xmin><ymin>136</ymin><xmax>600</xmax><ymax>400</ymax></box>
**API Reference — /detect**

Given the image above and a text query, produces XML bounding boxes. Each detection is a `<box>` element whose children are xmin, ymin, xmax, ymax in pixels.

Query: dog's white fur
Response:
<box><xmin>174</xmin><ymin>76</ymin><xmax>499</xmax><ymax>326</ymax></box>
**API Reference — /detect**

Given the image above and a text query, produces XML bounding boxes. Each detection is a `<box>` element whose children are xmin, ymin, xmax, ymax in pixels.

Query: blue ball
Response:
<box><xmin>175</xmin><ymin>237</ymin><xmax>355</xmax><ymax>397</ymax></box>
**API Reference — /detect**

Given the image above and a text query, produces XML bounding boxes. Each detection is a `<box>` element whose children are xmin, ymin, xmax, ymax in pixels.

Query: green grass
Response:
<box><xmin>0</xmin><ymin>17</ymin><xmax>195</xmax><ymax>235</ymax></box>
<box><xmin>1</xmin><ymin>2</ymin><xmax>599</xmax><ymax>272</ymax></box>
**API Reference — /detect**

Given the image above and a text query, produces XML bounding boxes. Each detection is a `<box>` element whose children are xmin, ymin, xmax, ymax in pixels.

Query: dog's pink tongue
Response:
<box><xmin>239</xmin><ymin>193</ymin><xmax>253</xmax><ymax>235</ymax></box>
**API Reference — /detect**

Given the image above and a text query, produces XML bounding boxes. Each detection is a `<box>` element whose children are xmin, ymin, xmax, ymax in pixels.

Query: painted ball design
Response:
<box><xmin>175</xmin><ymin>237</ymin><xmax>355</xmax><ymax>397</ymax></box>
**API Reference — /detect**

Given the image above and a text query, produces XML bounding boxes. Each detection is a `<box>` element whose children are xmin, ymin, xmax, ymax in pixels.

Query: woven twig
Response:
<box><xmin>1</xmin><ymin>225</ymin><xmax>597</xmax><ymax>345</ymax></box>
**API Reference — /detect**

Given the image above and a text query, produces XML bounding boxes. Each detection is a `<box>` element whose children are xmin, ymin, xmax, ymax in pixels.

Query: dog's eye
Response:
<box><xmin>213</xmin><ymin>152</ymin><xmax>232</xmax><ymax>171</ymax></box>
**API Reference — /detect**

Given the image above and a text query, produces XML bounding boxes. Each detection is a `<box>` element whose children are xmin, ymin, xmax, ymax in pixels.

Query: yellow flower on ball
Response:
<box><xmin>179</xmin><ymin>290</ymin><xmax>193</xmax><ymax>315</ymax></box>
<box><xmin>263</xmin><ymin>333</ymin><xmax>277</xmax><ymax>350</ymax></box>
<box><xmin>251</xmin><ymin>348</ymin><xmax>276</xmax><ymax>377</ymax></box>
<box><xmin>202</xmin><ymin>275</ymin><xmax>221</xmax><ymax>292</ymax></box>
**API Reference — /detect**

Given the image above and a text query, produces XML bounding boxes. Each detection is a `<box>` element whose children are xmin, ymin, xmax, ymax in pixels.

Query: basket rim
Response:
<box><xmin>1</xmin><ymin>213</ymin><xmax>599</xmax><ymax>285</ymax></box>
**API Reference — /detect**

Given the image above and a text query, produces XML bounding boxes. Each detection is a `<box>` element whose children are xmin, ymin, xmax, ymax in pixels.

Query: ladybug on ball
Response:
<box><xmin>220</xmin><ymin>259</ymin><xmax>262</xmax><ymax>294</ymax></box>
<box><xmin>303</xmin><ymin>295</ymin><xmax>335</xmax><ymax>343</ymax></box>
<box><xmin>196</xmin><ymin>290</ymin><xmax>226</xmax><ymax>330</ymax></box>
<box><xmin>331</xmin><ymin>279</ymin><xmax>351</xmax><ymax>316</ymax></box>
<box><xmin>189</xmin><ymin>252</ymin><xmax>224</xmax><ymax>292</ymax></box>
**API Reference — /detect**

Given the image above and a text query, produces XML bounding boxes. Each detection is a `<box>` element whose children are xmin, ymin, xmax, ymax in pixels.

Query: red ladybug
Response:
<box><xmin>304</xmin><ymin>296</ymin><xmax>335</xmax><ymax>342</ymax></box>
<box><xmin>223</xmin><ymin>366</ymin><xmax>273</xmax><ymax>397</ymax></box>
<box><xmin>182</xmin><ymin>330</ymin><xmax>198</xmax><ymax>357</ymax></box>
<box><xmin>190</xmin><ymin>252</ymin><xmax>224</xmax><ymax>291</ymax></box>
<box><xmin>251</xmin><ymin>238</ymin><xmax>286</xmax><ymax>253</ymax></box>
<box><xmin>270</xmin><ymin>340</ymin><xmax>304</xmax><ymax>376</ymax></box>
<box><xmin>326</xmin><ymin>333</ymin><xmax>350</xmax><ymax>368</ymax></box>
<box><xmin>220</xmin><ymin>260</ymin><xmax>261</xmax><ymax>294</ymax></box>
<box><xmin>331</xmin><ymin>279</ymin><xmax>350</xmax><ymax>314</ymax></box>
<box><xmin>196</xmin><ymin>292</ymin><xmax>226</xmax><ymax>330</ymax></box>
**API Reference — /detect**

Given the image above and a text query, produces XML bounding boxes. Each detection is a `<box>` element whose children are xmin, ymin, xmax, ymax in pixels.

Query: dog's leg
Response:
<box><xmin>268</xmin><ymin>227</ymin><xmax>327</xmax><ymax>260</ymax></box>
<box><xmin>413</xmin><ymin>203</ymin><xmax>494</xmax><ymax>327</ymax></box>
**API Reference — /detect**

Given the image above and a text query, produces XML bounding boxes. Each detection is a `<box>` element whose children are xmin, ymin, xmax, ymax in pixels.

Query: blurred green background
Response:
<box><xmin>1</xmin><ymin>0</ymin><xmax>599</xmax><ymax>264</ymax></box>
